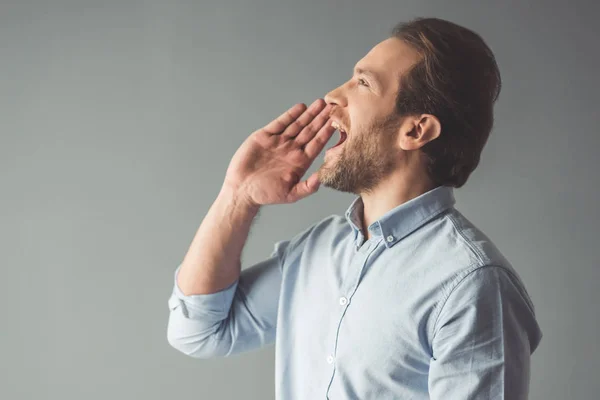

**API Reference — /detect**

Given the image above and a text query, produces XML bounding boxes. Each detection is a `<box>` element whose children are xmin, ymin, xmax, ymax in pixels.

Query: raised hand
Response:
<box><xmin>222</xmin><ymin>99</ymin><xmax>335</xmax><ymax>207</ymax></box>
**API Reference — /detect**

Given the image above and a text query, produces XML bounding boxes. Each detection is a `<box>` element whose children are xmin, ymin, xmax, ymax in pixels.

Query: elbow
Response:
<box><xmin>166</xmin><ymin>289</ymin><xmax>236</xmax><ymax>359</ymax></box>
<box><xmin>167</xmin><ymin>328</ymin><xmax>201</xmax><ymax>358</ymax></box>
<box><xmin>166</xmin><ymin>328</ymin><xmax>214</xmax><ymax>359</ymax></box>
<box><xmin>166</xmin><ymin>317</ymin><xmax>230</xmax><ymax>359</ymax></box>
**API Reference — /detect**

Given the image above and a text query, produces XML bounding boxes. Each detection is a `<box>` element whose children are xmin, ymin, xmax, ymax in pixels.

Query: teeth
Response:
<box><xmin>331</xmin><ymin>121</ymin><xmax>345</xmax><ymax>132</ymax></box>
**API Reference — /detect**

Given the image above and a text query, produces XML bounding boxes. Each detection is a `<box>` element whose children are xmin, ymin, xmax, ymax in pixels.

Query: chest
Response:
<box><xmin>284</xmin><ymin>242</ymin><xmax>438</xmax><ymax>374</ymax></box>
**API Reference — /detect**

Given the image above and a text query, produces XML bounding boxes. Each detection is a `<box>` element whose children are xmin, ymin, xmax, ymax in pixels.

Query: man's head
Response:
<box><xmin>317</xmin><ymin>17</ymin><xmax>501</xmax><ymax>194</ymax></box>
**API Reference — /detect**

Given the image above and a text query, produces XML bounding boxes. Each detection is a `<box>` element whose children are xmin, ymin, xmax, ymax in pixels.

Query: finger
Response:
<box><xmin>294</xmin><ymin>103</ymin><xmax>333</xmax><ymax>147</ymax></box>
<box><xmin>287</xmin><ymin>171</ymin><xmax>321</xmax><ymax>203</ymax></box>
<box><xmin>303</xmin><ymin>118</ymin><xmax>337</xmax><ymax>159</ymax></box>
<box><xmin>280</xmin><ymin>98</ymin><xmax>326</xmax><ymax>139</ymax></box>
<box><xmin>263</xmin><ymin>103</ymin><xmax>307</xmax><ymax>135</ymax></box>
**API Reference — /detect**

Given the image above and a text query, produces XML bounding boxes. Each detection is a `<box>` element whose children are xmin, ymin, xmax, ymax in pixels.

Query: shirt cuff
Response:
<box><xmin>168</xmin><ymin>265</ymin><xmax>239</xmax><ymax>320</ymax></box>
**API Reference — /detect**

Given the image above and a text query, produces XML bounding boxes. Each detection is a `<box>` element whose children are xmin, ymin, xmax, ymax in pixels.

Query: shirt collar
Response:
<box><xmin>344</xmin><ymin>185</ymin><xmax>456</xmax><ymax>248</ymax></box>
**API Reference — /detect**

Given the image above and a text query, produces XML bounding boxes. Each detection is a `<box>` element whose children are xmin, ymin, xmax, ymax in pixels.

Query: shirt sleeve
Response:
<box><xmin>166</xmin><ymin>239</ymin><xmax>289</xmax><ymax>359</ymax></box>
<box><xmin>428</xmin><ymin>265</ymin><xmax>543</xmax><ymax>400</ymax></box>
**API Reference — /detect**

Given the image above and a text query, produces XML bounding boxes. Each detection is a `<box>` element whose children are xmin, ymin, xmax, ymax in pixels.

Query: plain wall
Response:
<box><xmin>2</xmin><ymin>0</ymin><xmax>598</xmax><ymax>399</ymax></box>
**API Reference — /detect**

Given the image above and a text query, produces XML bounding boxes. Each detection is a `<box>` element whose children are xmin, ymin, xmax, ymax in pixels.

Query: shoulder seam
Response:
<box><xmin>430</xmin><ymin>263</ymin><xmax>486</xmax><ymax>340</ymax></box>
<box><xmin>429</xmin><ymin>263</ymin><xmax>521</xmax><ymax>344</ymax></box>
<box><xmin>447</xmin><ymin>212</ymin><xmax>487</xmax><ymax>265</ymax></box>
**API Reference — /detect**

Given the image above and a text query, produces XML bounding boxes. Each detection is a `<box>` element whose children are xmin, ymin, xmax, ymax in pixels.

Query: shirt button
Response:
<box><xmin>326</xmin><ymin>354</ymin><xmax>335</xmax><ymax>364</ymax></box>
<box><xmin>339</xmin><ymin>297</ymin><xmax>348</xmax><ymax>306</ymax></box>
<box><xmin>386</xmin><ymin>235</ymin><xmax>394</xmax><ymax>243</ymax></box>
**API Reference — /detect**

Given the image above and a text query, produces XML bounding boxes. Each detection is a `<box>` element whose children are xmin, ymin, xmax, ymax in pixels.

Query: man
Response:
<box><xmin>167</xmin><ymin>17</ymin><xmax>542</xmax><ymax>399</ymax></box>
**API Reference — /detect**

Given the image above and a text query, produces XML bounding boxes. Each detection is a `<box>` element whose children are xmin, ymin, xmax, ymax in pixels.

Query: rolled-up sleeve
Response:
<box><xmin>167</xmin><ymin>240</ymin><xmax>288</xmax><ymax>359</ymax></box>
<box><xmin>428</xmin><ymin>265</ymin><xmax>543</xmax><ymax>400</ymax></box>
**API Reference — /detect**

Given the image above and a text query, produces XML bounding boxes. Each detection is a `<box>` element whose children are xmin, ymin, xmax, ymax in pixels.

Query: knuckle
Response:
<box><xmin>306</xmin><ymin>109</ymin><xmax>317</xmax><ymax>120</ymax></box>
<box><xmin>303</xmin><ymin>121</ymin><xmax>318</xmax><ymax>135</ymax></box>
<box><xmin>291</xmin><ymin>120</ymin><xmax>303</xmax><ymax>132</ymax></box>
<box><xmin>283</xmin><ymin>110</ymin><xmax>294</xmax><ymax>123</ymax></box>
<box><xmin>282</xmin><ymin>171</ymin><xmax>297</xmax><ymax>184</ymax></box>
<box><xmin>313</xmin><ymin>137</ymin><xmax>325</xmax><ymax>148</ymax></box>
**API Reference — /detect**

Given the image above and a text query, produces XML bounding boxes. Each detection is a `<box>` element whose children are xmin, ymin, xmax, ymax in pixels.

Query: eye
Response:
<box><xmin>357</xmin><ymin>78</ymin><xmax>369</xmax><ymax>87</ymax></box>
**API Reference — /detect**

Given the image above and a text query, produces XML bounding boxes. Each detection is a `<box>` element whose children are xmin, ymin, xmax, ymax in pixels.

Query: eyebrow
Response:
<box><xmin>353</xmin><ymin>67</ymin><xmax>383</xmax><ymax>87</ymax></box>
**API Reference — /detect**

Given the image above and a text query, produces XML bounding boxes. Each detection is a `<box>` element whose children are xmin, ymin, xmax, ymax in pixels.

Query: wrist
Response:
<box><xmin>219</xmin><ymin>183</ymin><xmax>261</xmax><ymax>214</ymax></box>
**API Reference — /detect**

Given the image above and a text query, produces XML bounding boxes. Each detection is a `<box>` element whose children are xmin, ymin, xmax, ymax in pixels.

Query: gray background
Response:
<box><xmin>1</xmin><ymin>0</ymin><xmax>598</xmax><ymax>399</ymax></box>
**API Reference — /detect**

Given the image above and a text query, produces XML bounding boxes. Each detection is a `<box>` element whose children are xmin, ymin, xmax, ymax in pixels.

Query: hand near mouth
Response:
<box><xmin>222</xmin><ymin>99</ymin><xmax>336</xmax><ymax>207</ymax></box>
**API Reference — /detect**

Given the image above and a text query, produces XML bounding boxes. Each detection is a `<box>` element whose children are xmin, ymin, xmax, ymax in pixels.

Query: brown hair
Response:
<box><xmin>392</xmin><ymin>18</ymin><xmax>501</xmax><ymax>188</ymax></box>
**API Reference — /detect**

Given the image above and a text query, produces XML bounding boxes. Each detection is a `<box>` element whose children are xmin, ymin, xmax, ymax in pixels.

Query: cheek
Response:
<box><xmin>347</xmin><ymin>114</ymin><xmax>368</xmax><ymax>136</ymax></box>
<box><xmin>347</xmin><ymin>101</ymin><xmax>369</xmax><ymax>130</ymax></box>
<box><xmin>351</xmin><ymin>106</ymin><xmax>380</xmax><ymax>130</ymax></box>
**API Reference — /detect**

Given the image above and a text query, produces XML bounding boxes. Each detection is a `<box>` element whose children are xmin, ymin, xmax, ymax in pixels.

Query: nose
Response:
<box><xmin>324</xmin><ymin>83</ymin><xmax>347</xmax><ymax>108</ymax></box>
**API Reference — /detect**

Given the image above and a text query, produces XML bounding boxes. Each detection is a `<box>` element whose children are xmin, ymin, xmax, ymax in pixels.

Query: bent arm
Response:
<box><xmin>167</xmin><ymin>242</ymin><xmax>285</xmax><ymax>358</ymax></box>
<box><xmin>167</xmin><ymin>184</ymin><xmax>284</xmax><ymax>358</ymax></box>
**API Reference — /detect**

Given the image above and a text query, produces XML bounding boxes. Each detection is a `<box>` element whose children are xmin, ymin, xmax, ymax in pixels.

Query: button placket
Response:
<box><xmin>325</xmin><ymin>239</ymin><xmax>381</xmax><ymax>397</ymax></box>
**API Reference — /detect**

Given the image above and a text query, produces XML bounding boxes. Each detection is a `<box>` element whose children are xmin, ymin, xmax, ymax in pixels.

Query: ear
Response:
<box><xmin>398</xmin><ymin>114</ymin><xmax>441</xmax><ymax>151</ymax></box>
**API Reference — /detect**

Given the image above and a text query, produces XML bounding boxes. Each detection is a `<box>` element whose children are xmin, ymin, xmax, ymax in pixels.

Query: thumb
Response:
<box><xmin>287</xmin><ymin>172</ymin><xmax>321</xmax><ymax>202</ymax></box>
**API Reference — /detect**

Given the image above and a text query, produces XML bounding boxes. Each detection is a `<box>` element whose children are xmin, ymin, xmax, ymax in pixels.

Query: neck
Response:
<box><xmin>359</xmin><ymin>172</ymin><xmax>438</xmax><ymax>240</ymax></box>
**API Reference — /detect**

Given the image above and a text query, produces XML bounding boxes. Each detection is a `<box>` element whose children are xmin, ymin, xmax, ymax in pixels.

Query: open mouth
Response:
<box><xmin>329</xmin><ymin>121</ymin><xmax>348</xmax><ymax>149</ymax></box>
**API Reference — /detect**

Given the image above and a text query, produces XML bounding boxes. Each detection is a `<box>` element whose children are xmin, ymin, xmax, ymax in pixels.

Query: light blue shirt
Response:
<box><xmin>167</xmin><ymin>185</ymin><xmax>542</xmax><ymax>399</ymax></box>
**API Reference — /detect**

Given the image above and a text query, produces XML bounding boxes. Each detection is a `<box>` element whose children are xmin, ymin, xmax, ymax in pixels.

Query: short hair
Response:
<box><xmin>392</xmin><ymin>17</ymin><xmax>501</xmax><ymax>188</ymax></box>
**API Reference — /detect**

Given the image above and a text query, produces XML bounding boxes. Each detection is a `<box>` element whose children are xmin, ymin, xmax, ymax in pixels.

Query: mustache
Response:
<box><xmin>328</xmin><ymin>108</ymin><xmax>349</xmax><ymax>130</ymax></box>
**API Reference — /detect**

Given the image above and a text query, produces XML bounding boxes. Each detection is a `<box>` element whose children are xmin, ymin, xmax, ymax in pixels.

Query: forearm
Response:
<box><xmin>176</xmin><ymin>185</ymin><xmax>260</xmax><ymax>295</ymax></box>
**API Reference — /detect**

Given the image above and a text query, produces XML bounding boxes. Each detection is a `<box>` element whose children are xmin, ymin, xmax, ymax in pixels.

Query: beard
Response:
<box><xmin>317</xmin><ymin>113</ymin><xmax>401</xmax><ymax>194</ymax></box>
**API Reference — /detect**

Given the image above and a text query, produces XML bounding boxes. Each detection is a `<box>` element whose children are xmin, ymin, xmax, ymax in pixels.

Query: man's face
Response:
<box><xmin>317</xmin><ymin>37</ymin><xmax>420</xmax><ymax>194</ymax></box>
